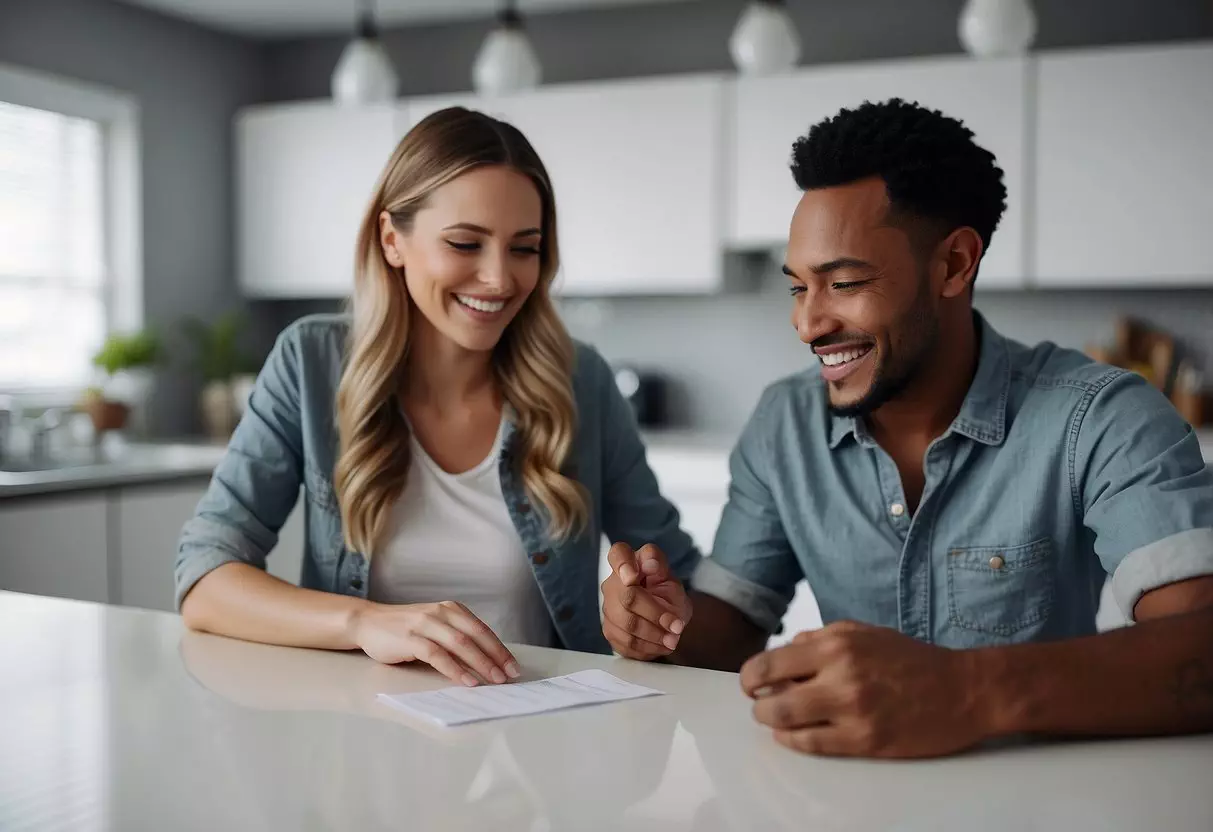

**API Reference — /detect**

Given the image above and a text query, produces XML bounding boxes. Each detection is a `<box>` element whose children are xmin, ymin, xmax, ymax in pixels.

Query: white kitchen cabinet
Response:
<box><xmin>236</xmin><ymin>101</ymin><xmax>398</xmax><ymax>297</ymax></box>
<box><xmin>0</xmin><ymin>493</ymin><xmax>109</xmax><ymax>603</ymax></box>
<box><xmin>117</xmin><ymin>483</ymin><xmax>307</xmax><ymax>612</ymax></box>
<box><xmin>403</xmin><ymin>75</ymin><xmax>727</xmax><ymax>295</ymax></box>
<box><xmin>115</xmin><ymin>482</ymin><xmax>208</xmax><ymax>611</ymax></box>
<box><xmin>729</xmin><ymin>55</ymin><xmax>1029</xmax><ymax>288</ymax></box>
<box><xmin>1034</xmin><ymin>43</ymin><xmax>1213</xmax><ymax>286</ymax></box>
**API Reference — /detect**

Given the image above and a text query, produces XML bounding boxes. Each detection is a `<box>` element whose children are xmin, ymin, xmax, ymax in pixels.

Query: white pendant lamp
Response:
<box><xmin>473</xmin><ymin>1</ymin><xmax>542</xmax><ymax>95</ymax></box>
<box><xmin>729</xmin><ymin>0</ymin><xmax>801</xmax><ymax>76</ymax></box>
<box><xmin>331</xmin><ymin>0</ymin><xmax>398</xmax><ymax>105</ymax></box>
<box><xmin>958</xmin><ymin>0</ymin><xmax>1038</xmax><ymax>58</ymax></box>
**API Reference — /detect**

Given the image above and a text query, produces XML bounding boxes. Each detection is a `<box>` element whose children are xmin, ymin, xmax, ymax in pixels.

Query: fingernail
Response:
<box><xmin>669</xmin><ymin>619</ymin><xmax>684</xmax><ymax>635</ymax></box>
<box><xmin>462</xmin><ymin>674</ymin><xmax>479</xmax><ymax>687</ymax></box>
<box><xmin>642</xmin><ymin>559</ymin><xmax>659</xmax><ymax>574</ymax></box>
<box><xmin>620</xmin><ymin>566</ymin><xmax>637</xmax><ymax>583</ymax></box>
<box><xmin>663</xmin><ymin>634</ymin><xmax>679</xmax><ymax>650</ymax></box>
<box><xmin>490</xmin><ymin>667</ymin><xmax>507</xmax><ymax>684</ymax></box>
<box><xmin>754</xmin><ymin>685</ymin><xmax>773</xmax><ymax>698</ymax></box>
<box><xmin>504</xmin><ymin>661</ymin><xmax>521</xmax><ymax>679</ymax></box>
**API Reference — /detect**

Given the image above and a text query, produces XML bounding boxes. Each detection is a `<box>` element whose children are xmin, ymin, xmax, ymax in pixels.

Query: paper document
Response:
<box><xmin>377</xmin><ymin>669</ymin><xmax>664</xmax><ymax>727</ymax></box>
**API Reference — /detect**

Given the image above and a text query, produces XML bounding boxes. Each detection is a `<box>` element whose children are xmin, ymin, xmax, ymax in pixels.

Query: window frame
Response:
<box><xmin>0</xmin><ymin>62</ymin><xmax>141</xmax><ymax>401</ymax></box>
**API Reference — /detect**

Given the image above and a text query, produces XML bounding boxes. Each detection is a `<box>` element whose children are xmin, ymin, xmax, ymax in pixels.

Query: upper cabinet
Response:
<box><xmin>1034</xmin><ymin>43</ymin><xmax>1213</xmax><ymax>286</ymax></box>
<box><xmin>729</xmin><ymin>56</ymin><xmax>1029</xmax><ymax>288</ymax></box>
<box><xmin>236</xmin><ymin>102</ymin><xmax>397</xmax><ymax>298</ymax></box>
<box><xmin>403</xmin><ymin>75</ymin><xmax>726</xmax><ymax>296</ymax></box>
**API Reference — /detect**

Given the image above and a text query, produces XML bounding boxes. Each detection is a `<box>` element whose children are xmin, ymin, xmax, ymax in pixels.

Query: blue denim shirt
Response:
<box><xmin>693</xmin><ymin>313</ymin><xmax>1213</xmax><ymax>647</ymax></box>
<box><xmin>176</xmin><ymin>314</ymin><xmax>701</xmax><ymax>654</ymax></box>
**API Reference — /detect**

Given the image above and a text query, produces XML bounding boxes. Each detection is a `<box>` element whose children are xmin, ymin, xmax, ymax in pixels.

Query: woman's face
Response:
<box><xmin>380</xmin><ymin>165</ymin><xmax>545</xmax><ymax>354</ymax></box>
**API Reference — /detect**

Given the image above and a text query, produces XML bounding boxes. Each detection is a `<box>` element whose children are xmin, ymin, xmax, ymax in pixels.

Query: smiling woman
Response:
<box><xmin>175</xmin><ymin>107</ymin><xmax>703</xmax><ymax>689</ymax></box>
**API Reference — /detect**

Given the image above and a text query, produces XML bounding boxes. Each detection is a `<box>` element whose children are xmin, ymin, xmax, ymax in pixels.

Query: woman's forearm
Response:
<box><xmin>180</xmin><ymin>561</ymin><xmax>370</xmax><ymax>651</ymax></box>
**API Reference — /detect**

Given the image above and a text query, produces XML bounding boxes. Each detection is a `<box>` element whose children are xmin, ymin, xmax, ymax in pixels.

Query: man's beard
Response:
<box><xmin>828</xmin><ymin>277</ymin><xmax>939</xmax><ymax>419</ymax></box>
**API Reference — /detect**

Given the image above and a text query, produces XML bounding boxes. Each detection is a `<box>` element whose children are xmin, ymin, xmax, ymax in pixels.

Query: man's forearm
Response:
<box><xmin>971</xmin><ymin>606</ymin><xmax>1213</xmax><ymax>739</ymax></box>
<box><xmin>665</xmin><ymin>591</ymin><xmax>770</xmax><ymax>672</ymax></box>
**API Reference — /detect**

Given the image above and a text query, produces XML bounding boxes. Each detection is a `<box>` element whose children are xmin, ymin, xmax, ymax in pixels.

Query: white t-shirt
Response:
<box><xmin>368</xmin><ymin>416</ymin><xmax>554</xmax><ymax>647</ymax></box>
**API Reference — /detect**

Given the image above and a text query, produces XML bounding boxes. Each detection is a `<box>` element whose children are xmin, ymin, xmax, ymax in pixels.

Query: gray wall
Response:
<box><xmin>254</xmin><ymin>0</ymin><xmax>1213</xmax><ymax>433</ymax></box>
<box><xmin>0</xmin><ymin>0</ymin><xmax>266</xmax><ymax>436</ymax></box>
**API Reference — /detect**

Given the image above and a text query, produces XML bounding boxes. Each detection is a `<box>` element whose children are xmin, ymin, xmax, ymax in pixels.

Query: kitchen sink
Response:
<box><xmin>0</xmin><ymin>442</ymin><xmax>227</xmax><ymax>480</ymax></box>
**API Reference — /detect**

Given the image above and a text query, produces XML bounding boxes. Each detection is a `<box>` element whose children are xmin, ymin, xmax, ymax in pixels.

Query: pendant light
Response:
<box><xmin>472</xmin><ymin>1</ymin><xmax>542</xmax><ymax>95</ymax></box>
<box><xmin>729</xmin><ymin>0</ymin><xmax>801</xmax><ymax>76</ymax></box>
<box><xmin>331</xmin><ymin>0</ymin><xmax>399</xmax><ymax>105</ymax></box>
<box><xmin>958</xmin><ymin>0</ymin><xmax>1038</xmax><ymax>58</ymax></box>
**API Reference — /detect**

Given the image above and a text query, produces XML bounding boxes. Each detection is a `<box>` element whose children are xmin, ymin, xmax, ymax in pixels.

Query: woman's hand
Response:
<box><xmin>352</xmin><ymin>600</ymin><xmax>520</xmax><ymax>686</ymax></box>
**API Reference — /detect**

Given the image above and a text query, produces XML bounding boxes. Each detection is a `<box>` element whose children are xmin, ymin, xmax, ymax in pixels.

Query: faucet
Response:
<box><xmin>0</xmin><ymin>395</ymin><xmax>15</xmax><ymax>461</ymax></box>
<box><xmin>28</xmin><ymin>407</ymin><xmax>67</xmax><ymax>461</ymax></box>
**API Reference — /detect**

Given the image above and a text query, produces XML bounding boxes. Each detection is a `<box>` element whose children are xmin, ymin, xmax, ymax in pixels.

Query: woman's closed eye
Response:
<box><xmin>446</xmin><ymin>239</ymin><xmax>540</xmax><ymax>256</ymax></box>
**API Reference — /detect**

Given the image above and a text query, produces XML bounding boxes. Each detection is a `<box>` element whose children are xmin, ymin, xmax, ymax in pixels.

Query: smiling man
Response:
<box><xmin>600</xmin><ymin>98</ymin><xmax>1213</xmax><ymax>757</ymax></box>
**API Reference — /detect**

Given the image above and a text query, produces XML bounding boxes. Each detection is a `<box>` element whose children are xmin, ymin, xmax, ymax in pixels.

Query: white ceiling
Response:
<box><xmin>117</xmin><ymin>0</ymin><xmax>689</xmax><ymax>37</ymax></box>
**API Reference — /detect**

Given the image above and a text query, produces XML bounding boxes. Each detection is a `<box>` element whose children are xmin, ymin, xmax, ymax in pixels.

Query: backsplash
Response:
<box><xmin>250</xmin><ymin>274</ymin><xmax>1213</xmax><ymax>435</ymax></box>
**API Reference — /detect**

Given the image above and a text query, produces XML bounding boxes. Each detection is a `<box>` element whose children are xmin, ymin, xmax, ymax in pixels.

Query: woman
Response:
<box><xmin>176</xmin><ymin>107</ymin><xmax>698</xmax><ymax>687</ymax></box>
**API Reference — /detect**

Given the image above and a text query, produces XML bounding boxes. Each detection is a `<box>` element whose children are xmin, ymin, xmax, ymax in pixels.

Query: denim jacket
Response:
<box><xmin>176</xmin><ymin>314</ymin><xmax>701</xmax><ymax>654</ymax></box>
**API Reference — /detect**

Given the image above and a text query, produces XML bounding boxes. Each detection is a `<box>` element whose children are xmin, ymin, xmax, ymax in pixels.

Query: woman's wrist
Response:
<box><xmin>344</xmin><ymin>598</ymin><xmax>379</xmax><ymax>651</ymax></box>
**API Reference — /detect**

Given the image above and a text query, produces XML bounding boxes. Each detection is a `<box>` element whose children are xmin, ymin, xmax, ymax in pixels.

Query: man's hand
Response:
<box><xmin>740</xmin><ymin>621</ymin><xmax>990</xmax><ymax>759</ymax></box>
<box><xmin>601</xmin><ymin>542</ymin><xmax>693</xmax><ymax>661</ymax></box>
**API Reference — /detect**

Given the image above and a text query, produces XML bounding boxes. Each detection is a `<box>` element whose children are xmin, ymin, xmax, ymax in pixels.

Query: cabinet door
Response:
<box><xmin>730</xmin><ymin>56</ymin><xmax>1029</xmax><ymax>288</ymax></box>
<box><xmin>117</xmin><ymin>483</ymin><xmax>306</xmax><ymax>611</ymax></box>
<box><xmin>405</xmin><ymin>75</ymin><xmax>726</xmax><ymax>295</ymax></box>
<box><xmin>1035</xmin><ymin>43</ymin><xmax>1213</xmax><ymax>285</ymax></box>
<box><xmin>115</xmin><ymin>481</ymin><xmax>209</xmax><ymax>611</ymax></box>
<box><xmin>0</xmin><ymin>493</ymin><xmax>109</xmax><ymax>603</ymax></box>
<box><xmin>236</xmin><ymin>102</ymin><xmax>397</xmax><ymax>298</ymax></box>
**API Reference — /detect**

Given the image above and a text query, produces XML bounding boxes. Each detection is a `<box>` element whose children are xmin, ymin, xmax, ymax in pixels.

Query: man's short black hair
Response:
<box><xmin>790</xmin><ymin>98</ymin><xmax>1007</xmax><ymax>271</ymax></box>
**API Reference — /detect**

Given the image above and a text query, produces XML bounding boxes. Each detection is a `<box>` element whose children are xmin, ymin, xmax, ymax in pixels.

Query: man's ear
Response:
<box><xmin>379</xmin><ymin>211</ymin><xmax>406</xmax><ymax>268</ymax></box>
<box><xmin>938</xmin><ymin>226</ymin><xmax>983</xmax><ymax>299</ymax></box>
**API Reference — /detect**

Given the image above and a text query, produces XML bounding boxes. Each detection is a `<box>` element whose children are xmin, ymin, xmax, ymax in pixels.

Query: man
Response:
<box><xmin>601</xmin><ymin>98</ymin><xmax>1213</xmax><ymax>758</ymax></box>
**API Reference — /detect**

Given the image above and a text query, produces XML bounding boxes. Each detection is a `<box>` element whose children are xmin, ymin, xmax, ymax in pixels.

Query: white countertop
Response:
<box><xmin>2</xmin><ymin>591</ymin><xmax>1211</xmax><ymax>831</ymax></box>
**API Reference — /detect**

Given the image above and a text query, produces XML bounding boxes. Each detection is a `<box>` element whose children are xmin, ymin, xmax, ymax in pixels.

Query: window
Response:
<box><xmin>0</xmin><ymin>101</ymin><xmax>107</xmax><ymax>389</ymax></box>
<box><xmin>0</xmin><ymin>64</ymin><xmax>140</xmax><ymax>395</ymax></box>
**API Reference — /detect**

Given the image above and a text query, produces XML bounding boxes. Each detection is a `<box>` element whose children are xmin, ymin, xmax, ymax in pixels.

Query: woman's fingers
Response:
<box><xmin>437</xmin><ymin>601</ymin><xmax>520</xmax><ymax>680</ymax></box>
<box><xmin>409</xmin><ymin>637</ymin><xmax>479</xmax><ymax>687</ymax></box>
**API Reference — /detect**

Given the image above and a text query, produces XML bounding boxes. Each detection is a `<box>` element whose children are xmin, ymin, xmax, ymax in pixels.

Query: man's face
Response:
<box><xmin>784</xmin><ymin>177</ymin><xmax>941</xmax><ymax>417</ymax></box>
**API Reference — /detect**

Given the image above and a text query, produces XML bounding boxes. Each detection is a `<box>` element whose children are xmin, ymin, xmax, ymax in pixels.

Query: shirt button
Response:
<box><xmin>517</xmin><ymin>503</ymin><xmax>531</xmax><ymax>515</ymax></box>
<box><xmin>557</xmin><ymin>605</ymin><xmax>574</xmax><ymax>622</ymax></box>
<box><xmin>989</xmin><ymin>555</ymin><xmax>1005</xmax><ymax>570</ymax></box>
<box><xmin>889</xmin><ymin>503</ymin><xmax>905</xmax><ymax>517</ymax></box>
<box><xmin>350</xmin><ymin>576</ymin><xmax>363</xmax><ymax>590</ymax></box>
<box><xmin>531</xmin><ymin>552</ymin><xmax>549</xmax><ymax>565</ymax></box>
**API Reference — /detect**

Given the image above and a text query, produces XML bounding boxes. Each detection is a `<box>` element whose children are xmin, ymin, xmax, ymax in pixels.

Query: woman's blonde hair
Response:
<box><xmin>334</xmin><ymin>107</ymin><xmax>588</xmax><ymax>556</ymax></box>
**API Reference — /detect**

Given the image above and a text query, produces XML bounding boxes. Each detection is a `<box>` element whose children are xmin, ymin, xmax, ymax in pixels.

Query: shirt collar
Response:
<box><xmin>827</xmin><ymin>311</ymin><xmax>1010</xmax><ymax>449</ymax></box>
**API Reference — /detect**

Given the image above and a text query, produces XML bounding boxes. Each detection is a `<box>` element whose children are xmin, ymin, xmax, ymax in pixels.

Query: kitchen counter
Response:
<box><xmin>0</xmin><ymin>440</ymin><xmax>225</xmax><ymax>498</ymax></box>
<box><xmin>2</xmin><ymin>590</ymin><xmax>1211</xmax><ymax>831</ymax></box>
<box><xmin>1</xmin><ymin>426</ymin><xmax>1208</xmax><ymax>501</ymax></box>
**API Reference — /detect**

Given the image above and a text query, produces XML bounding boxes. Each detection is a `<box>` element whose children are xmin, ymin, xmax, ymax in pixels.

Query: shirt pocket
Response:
<box><xmin>946</xmin><ymin>538</ymin><xmax>1055</xmax><ymax>639</ymax></box>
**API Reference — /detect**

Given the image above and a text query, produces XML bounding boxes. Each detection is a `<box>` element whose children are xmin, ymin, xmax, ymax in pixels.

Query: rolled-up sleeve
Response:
<box><xmin>691</xmin><ymin>387</ymin><xmax>802</xmax><ymax>634</ymax></box>
<box><xmin>174</xmin><ymin>325</ymin><xmax>307</xmax><ymax>609</ymax></box>
<box><xmin>1076</xmin><ymin>371</ymin><xmax>1213</xmax><ymax>619</ymax></box>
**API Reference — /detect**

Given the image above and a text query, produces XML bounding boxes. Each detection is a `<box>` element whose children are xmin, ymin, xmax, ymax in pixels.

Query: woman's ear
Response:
<box><xmin>379</xmin><ymin>211</ymin><xmax>406</xmax><ymax>268</ymax></box>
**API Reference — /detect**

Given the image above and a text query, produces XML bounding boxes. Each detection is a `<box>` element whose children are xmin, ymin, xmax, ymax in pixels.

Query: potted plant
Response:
<box><xmin>181</xmin><ymin>312</ymin><xmax>258</xmax><ymax>440</ymax></box>
<box><xmin>82</xmin><ymin>330</ymin><xmax>161</xmax><ymax>434</ymax></box>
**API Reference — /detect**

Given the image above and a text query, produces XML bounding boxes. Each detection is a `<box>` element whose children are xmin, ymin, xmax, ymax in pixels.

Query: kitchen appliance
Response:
<box><xmin>613</xmin><ymin>365</ymin><xmax>669</xmax><ymax>428</ymax></box>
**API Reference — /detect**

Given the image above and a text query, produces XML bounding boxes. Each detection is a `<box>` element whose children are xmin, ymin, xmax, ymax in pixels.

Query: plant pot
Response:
<box><xmin>85</xmin><ymin>398</ymin><xmax>130</xmax><ymax>434</ymax></box>
<box><xmin>231</xmin><ymin>374</ymin><xmax>256</xmax><ymax>418</ymax></box>
<box><xmin>200</xmin><ymin>381</ymin><xmax>237</xmax><ymax>441</ymax></box>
